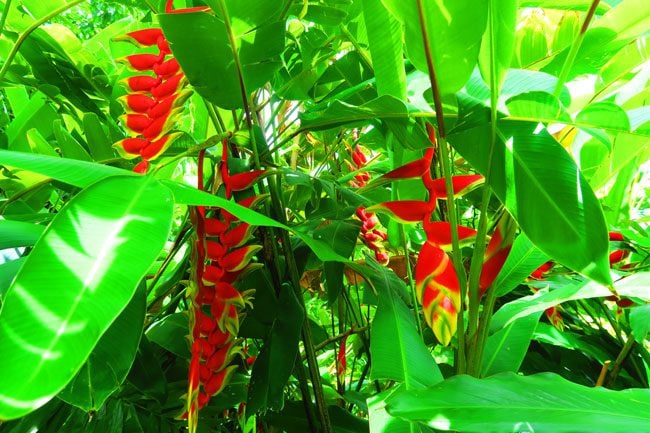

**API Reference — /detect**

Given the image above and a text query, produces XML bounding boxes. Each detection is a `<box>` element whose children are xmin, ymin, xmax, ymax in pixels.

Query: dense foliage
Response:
<box><xmin>0</xmin><ymin>1</ymin><xmax>648</xmax><ymax>432</ymax></box>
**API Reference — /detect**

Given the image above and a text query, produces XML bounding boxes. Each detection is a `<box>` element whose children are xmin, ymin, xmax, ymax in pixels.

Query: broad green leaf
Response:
<box><xmin>382</xmin><ymin>0</ymin><xmax>487</xmax><ymax>95</ymax></box>
<box><xmin>57</xmin><ymin>285</ymin><xmax>145</xmax><ymax>411</ymax></box>
<box><xmin>449</xmin><ymin>119</ymin><xmax>612</xmax><ymax>286</ymax></box>
<box><xmin>534</xmin><ymin>323</ymin><xmax>611</xmax><ymax>363</ymax></box>
<box><xmin>0</xmin><ymin>149</ymin><xmax>132</xmax><ymax>188</ymax></box>
<box><xmin>576</xmin><ymin>101</ymin><xmax>631</xmax><ymax>148</ymax></box>
<box><xmin>629</xmin><ymin>304</ymin><xmax>650</xmax><ymax>344</ymax></box>
<box><xmin>599</xmin><ymin>38</ymin><xmax>650</xmax><ymax>90</ymax></box>
<box><xmin>362</xmin><ymin>0</ymin><xmax>406</xmax><ymax>98</ymax></box>
<box><xmin>0</xmin><ymin>219</ymin><xmax>44</xmax><ymax>249</ymax></box>
<box><xmin>0</xmin><ymin>150</ymin><xmax>354</xmax><ymax>266</ymax></box>
<box><xmin>506</xmin><ymin>91</ymin><xmax>572</xmax><ymax>123</ymax></box>
<box><xmin>589</xmin><ymin>132</ymin><xmax>650</xmax><ymax>190</ymax></box>
<box><xmin>491</xmin><ymin>272</ymin><xmax>650</xmax><ymax>331</ymax></box>
<box><xmin>0</xmin><ymin>175</ymin><xmax>173</xmax><ymax>420</ymax></box>
<box><xmin>52</xmin><ymin>120</ymin><xmax>92</xmax><ymax>162</ymax></box>
<box><xmin>493</xmin><ymin>233</ymin><xmax>549</xmax><ymax>296</ymax></box>
<box><xmin>25</xmin><ymin>129</ymin><xmax>57</xmax><ymax>157</ymax></box>
<box><xmin>264</xmin><ymin>401</ymin><xmax>369</xmax><ymax>433</ymax></box>
<box><xmin>206</xmin><ymin>0</ymin><xmax>283</xmax><ymax>34</ymax></box>
<box><xmin>159</xmin><ymin>12</ymin><xmax>284</xmax><ymax>109</ymax></box>
<box><xmin>386</xmin><ymin>372</ymin><xmax>650</xmax><ymax>433</ymax></box>
<box><xmin>369</xmin><ymin>388</ymin><xmax>427</xmax><ymax>433</ymax></box>
<box><xmin>146</xmin><ymin>312</ymin><xmax>190</xmax><ymax>359</ymax></box>
<box><xmin>482</xmin><ymin>312</ymin><xmax>542</xmax><ymax>376</ymax></box>
<box><xmin>82</xmin><ymin>113</ymin><xmax>115</xmax><ymax>161</ymax></box>
<box><xmin>520</xmin><ymin>0</ymin><xmax>610</xmax><ymax>13</ymax></box>
<box><xmin>5</xmin><ymin>93</ymin><xmax>58</xmax><ymax>153</ymax></box>
<box><xmin>126</xmin><ymin>335</ymin><xmax>167</xmax><ymax>403</ymax></box>
<box><xmin>478</xmin><ymin>0</ymin><xmax>517</xmax><ymax>94</ymax></box>
<box><xmin>247</xmin><ymin>283</ymin><xmax>304</xmax><ymax>413</ymax></box>
<box><xmin>368</xmin><ymin>259</ymin><xmax>442</xmax><ymax>388</ymax></box>
<box><xmin>0</xmin><ymin>259</ymin><xmax>24</xmax><ymax>301</ymax></box>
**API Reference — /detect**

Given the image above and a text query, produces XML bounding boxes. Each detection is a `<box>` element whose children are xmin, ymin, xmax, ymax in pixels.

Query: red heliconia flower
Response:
<box><xmin>608</xmin><ymin>231</ymin><xmax>624</xmax><ymax>241</ymax></box>
<box><xmin>119</xmin><ymin>93</ymin><xmax>157</xmax><ymax>113</ymax></box>
<box><xmin>122</xmin><ymin>53</ymin><xmax>165</xmax><ymax>71</ymax></box>
<box><xmin>153</xmin><ymin>58</ymin><xmax>181</xmax><ymax>77</ymax></box>
<box><xmin>609</xmin><ymin>249</ymin><xmax>629</xmax><ymax>265</ymax></box>
<box><xmin>336</xmin><ymin>333</ymin><xmax>350</xmax><ymax>386</ymax></box>
<box><xmin>430</xmin><ymin>175</ymin><xmax>484</xmax><ymax>199</ymax></box>
<box><xmin>116</xmin><ymin>28</ymin><xmax>165</xmax><ymax>47</ymax></box>
<box><xmin>381</xmin><ymin>152</ymin><xmax>433</xmax><ymax>180</ymax></box>
<box><xmin>124</xmin><ymin>75</ymin><xmax>161</xmax><ymax>92</ymax></box>
<box><xmin>366</xmin><ymin>200</ymin><xmax>435</xmax><ymax>223</ymax></box>
<box><xmin>423</xmin><ymin>221</ymin><xmax>478</xmax><ymax>251</ymax></box>
<box><xmin>531</xmin><ymin>261</ymin><xmax>554</xmax><ymax>280</ymax></box>
<box><xmin>479</xmin><ymin>213</ymin><xmax>516</xmax><ymax>295</ymax></box>
<box><xmin>220</xmin><ymin>223</ymin><xmax>253</xmax><ymax>248</ymax></box>
<box><xmin>220</xmin><ymin>245</ymin><xmax>263</xmax><ymax>272</ymax></box>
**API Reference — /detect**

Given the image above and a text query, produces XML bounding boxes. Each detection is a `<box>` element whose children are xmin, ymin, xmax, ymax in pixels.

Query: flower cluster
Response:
<box><xmin>347</xmin><ymin>145</ymin><xmax>389</xmax><ymax>265</ymax></box>
<box><xmin>366</xmin><ymin>125</ymin><xmax>509</xmax><ymax>345</ymax></box>
<box><xmin>530</xmin><ymin>231</ymin><xmax>636</xmax><ymax>325</ymax></box>
<box><xmin>113</xmin><ymin>27</ymin><xmax>190</xmax><ymax>173</ymax></box>
<box><xmin>185</xmin><ymin>141</ymin><xmax>266</xmax><ymax>429</ymax></box>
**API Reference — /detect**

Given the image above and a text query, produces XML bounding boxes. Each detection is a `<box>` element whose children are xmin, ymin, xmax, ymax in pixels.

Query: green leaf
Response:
<box><xmin>362</xmin><ymin>0</ymin><xmax>406</xmax><ymax>98</ymax></box>
<box><xmin>482</xmin><ymin>312</ymin><xmax>542</xmax><ymax>376</ymax></box>
<box><xmin>0</xmin><ymin>259</ymin><xmax>24</xmax><ymax>301</ymax></box>
<box><xmin>493</xmin><ymin>233</ymin><xmax>549</xmax><ymax>296</ymax></box>
<box><xmin>57</xmin><ymin>285</ymin><xmax>146</xmax><ymax>411</ymax></box>
<box><xmin>629</xmin><ymin>304</ymin><xmax>650</xmax><ymax>344</ymax></box>
<box><xmin>386</xmin><ymin>372</ymin><xmax>650</xmax><ymax>433</ymax></box>
<box><xmin>506</xmin><ymin>91</ymin><xmax>572</xmax><ymax>123</ymax></box>
<box><xmin>382</xmin><ymin>0</ymin><xmax>487</xmax><ymax>94</ymax></box>
<box><xmin>0</xmin><ymin>149</ymin><xmax>131</xmax><ymax>189</ymax></box>
<box><xmin>520</xmin><ymin>0</ymin><xmax>610</xmax><ymax>13</ymax></box>
<box><xmin>534</xmin><ymin>323</ymin><xmax>611</xmax><ymax>363</ymax></box>
<box><xmin>82</xmin><ymin>113</ymin><xmax>115</xmax><ymax>162</ymax></box>
<box><xmin>491</xmin><ymin>272</ymin><xmax>650</xmax><ymax>331</ymax></box>
<box><xmin>576</xmin><ymin>101</ymin><xmax>631</xmax><ymax>148</ymax></box>
<box><xmin>449</xmin><ymin>119</ymin><xmax>612</xmax><ymax>286</ymax></box>
<box><xmin>146</xmin><ymin>312</ymin><xmax>190</xmax><ymax>359</ymax></box>
<box><xmin>159</xmin><ymin>12</ymin><xmax>284</xmax><ymax>109</ymax></box>
<box><xmin>0</xmin><ymin>175</ymin><xmax>173</xmax><ymax>420</ymax></box>
<box><xmin>247</xmin><ymin>284</ymin><xmax>304</xmax><ymax>412</ymax></box>
<box><xmin>52</xmin><ymin>120</ymin><xmax>92</xmax><ymax>161</ymax></box>
<box><xmin>478</xmin><ymin>0</ymin><xmax>517</xmax><ymax>94</ymax></box>
<box><xmin>0</xmin><ymin>219</ymin><xmax>45</xmax><ymax>249</ymax></box>
<box><xmin>368</xmin><ymin>258</ymin><xmax>442</xmax><ymax>388</ymax></box>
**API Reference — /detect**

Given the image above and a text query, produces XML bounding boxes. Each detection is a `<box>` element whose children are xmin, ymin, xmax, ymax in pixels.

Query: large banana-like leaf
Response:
<box><xmin>0</xmin><ymin>176</ymin><xmax>173</xmax><ymax>420</ymax></box>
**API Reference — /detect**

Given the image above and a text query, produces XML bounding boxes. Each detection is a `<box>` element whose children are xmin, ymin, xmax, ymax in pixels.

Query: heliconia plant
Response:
<box><xmin>184</xmin><ymin>141</ymin><xmax>265</xmax><ymax>431</ymax></box>
<box><xmin>1</xmin><ymin>1</ymin><xmax>649</xmax><ymax>432</ymax></box>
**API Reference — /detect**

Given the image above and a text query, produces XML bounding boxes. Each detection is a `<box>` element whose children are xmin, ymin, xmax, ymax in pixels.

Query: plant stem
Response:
<box><xmin>0</xmin><ymin>0</ymin><xmax>13</xmax><ymax>38</ymax></box>
<box><xmin>415</xmin><ymin>0</ymin><xmax>467</xmax><ymax>373</ymax></box>
<box><xmin>0</xmin><ymin>0</ymin><xmax>85</xmax><ymax>84</ymax></box>
<box><xmin>552</xmin><ymin>0</ymin><xmax>600</xmax><ymax>98</ymax></box>
<box><xmin>606</xmin><ymin>335</ymin><xmax>635</xmax><ymax>388</ymax></box>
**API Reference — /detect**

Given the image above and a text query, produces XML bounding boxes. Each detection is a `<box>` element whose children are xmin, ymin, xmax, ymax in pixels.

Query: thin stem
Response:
<box><xmin>552</xmin><ymin>0</ymin><xmax>601</xmax><ymax>98</ymax></box>
<box><xmin>204</xmin><ymin>101</ymin><xmax>225</xmax><ymax>134</ymax></box>
<box><xmin>606</xmin><ymin>336</ymin><xmax>635</xmax><ymax>388</ymax></box>
<box><xmin>0</xmin><ymin>0</ymin><xmax>13</xmax><ymax>38</ymax></box>
<box><xmin>415</xmin><ymin>0</ymin><xmax>467</xmax><ymax>372</ymax></box>
<box><xmin>0</xmin><ymin>0</ymin><xmax>85</xmax><ymax>84</ymax></box>
<box><xmin>595</xmin><ymin>360</ymin><xmax>611</xmax><ymax>386</ymax></box>
<box><xmin>312</xmin><ymin>326</ymin><xmax>370</xmax><ymax>354</ymax></box>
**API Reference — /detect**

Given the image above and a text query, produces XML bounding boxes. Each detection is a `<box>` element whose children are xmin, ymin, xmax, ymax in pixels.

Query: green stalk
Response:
<box><xmin>0</xmin><ymin>0</ymin><xmax>85</xmax><ymax>84</ymax></box>
<box><xmin>0</xmin><ymin>0</ymin><xmax>13</xmax><ymax>38</ymax></box>
<box><xmin>415</xmin><ymin>0</ymin><xmax>468</xmax><ymax>373</ymax></box>
<box><xmin>552</xmin><ymin>0</ymin><xmax>601</xmax><ymax>98</ymax></box>
<box><xmin>465</xmin><ymin>0</ymin><xmax>500</xmax><ymax>375</ymax></box>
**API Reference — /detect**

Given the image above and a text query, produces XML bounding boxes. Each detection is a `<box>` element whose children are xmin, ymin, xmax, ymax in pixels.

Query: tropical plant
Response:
<box><xmin>0</xmin><ymin>0</ymin><xmax>649</xmax><ymax>432</ymax></box>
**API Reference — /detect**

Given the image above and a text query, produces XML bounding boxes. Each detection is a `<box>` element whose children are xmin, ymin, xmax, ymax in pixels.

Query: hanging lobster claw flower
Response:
<box><xmin>148</xmin><ymin>90</ymin><xmax>192</xmax><ymax>118</ymax></box>
<box><xmin>219</xmin><ymin>245</ymin><xmax>263</xmax><ymax>272</ymax></box>
<box><xmin>224</xmin><ymin>170</ymin><xmax>268</xmax><ymax>197</ymax></box>
<box><xmin>153</xmin><ymin>58</ymin><xmax>181</xmax><ymax>77</ymax></box>
<box><xmin>120</xmin><ymin>53</ymin><xmax>165</xmax><ymax>71</ymax></box>
<box><xmin>366</xmin><ymin>200</ymin><xmax>435</xmax><ymax>223</ymax></box>
<box><xmin>381</xmin><ymin>148</ymin><xmax>435</xmax><ymax>181</ymax></box>
<box><xmin>133</xmin><ymin>160</ymin><xmax>150</xmax><ymax>174</ymax></box>
<box><xmin>140</xmin><ymin>132</ymin><xmax>182</xmax><ymax>161</ymax></box>
<box><xmin>415</xmin><ymin>242</ymin><xmax>460</xmax><ymax>345</ymax></box>
<box><xmin>206</xmin><ymin>342</ymin><xmax>240</xmax><ymax>372</ymax></box>
<box><xmin>206</xmin><ymin>241</ymin><xmax>228</xmax><ymax>261</ymax></box>
<box><xmin>113</xmin><ymin>137</ymin><xmax>149</xmax><ymax>159</ymax></box>
<box><xmin>118</xmin><ymin>93</ymin><xmax>157</xmax><ymax>113</ymax></box>
<box><xmin>203</xmin><ymin>365</ymin><xmax>237</xmax><ymax>398</ymax></box>
<box><xmin>150</xmin><ymin>73</ymin><xmax>187</xmax><ymax>99</ymax></box>
<box><xmin>204</xmin><ymin>218</ymin><xmax>229</xmax><ymax>236</ymax></box>
<box><xmin>142</xmin><ymin>107</ymin><xmax>184</xmax><ymax>140</ymax></box>
<box><xmin>609</xmin><ymin>249</ymin><xmax>629</xmax><ymax>265</ymax></box>
<box><xmin>479</xmin><ymin>213</ymin><xmax>516</xmax><ymax>295</ymax></box>
<box><xmin>220</xmin><ymin>223</ymin><xmax>253</xmax><ymax>248</ymax></box>
<box><xmin>121</xmin><ymin>113</ymin><xmax>153</xmax><ymax>134</ymax></box>
<box><xmin>114</xmin><ymin>28</ymin><xmax>165</xmax><ymax>47</ymax></box>
<box><xmin>430</xmin><ymin>175</ymin><xmax>484</xmax><ymax>199</ymax></box>
<box><xmin>214</xmin><ymin>282</ymin><xmax>246</xmax><ymax>308</ymax></box>
<box><xmin>423</xmin><ymin>221</ymin><xmax>478</xmax><ymax>251</ymax></box>
<box><xmin>530</xmin><ymin>261</ymin><xmax>554</xmax><ymax>280</ymax></box>
<box><xmin>122</xmin><ymin>75</ymin><xmax>161</xmax><ymax>92</ymax></box>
